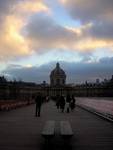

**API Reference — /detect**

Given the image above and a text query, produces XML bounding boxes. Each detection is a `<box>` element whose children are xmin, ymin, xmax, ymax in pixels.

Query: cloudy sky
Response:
<box><xmin>0</xmin><ymin>0</ymin><xmax>113</xmax><ymax>83</ymax></box>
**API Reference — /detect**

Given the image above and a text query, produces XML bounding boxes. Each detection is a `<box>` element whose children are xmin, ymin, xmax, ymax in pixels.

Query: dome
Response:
<box><xmin>50</xmin><ymin>63</ymin><xmax>66</xmax><ymax>77</ymax></box>
<box><xmin>50</xmin><ymin>63</ymin><xmax>66</xmax><ymax>86</ymax></box>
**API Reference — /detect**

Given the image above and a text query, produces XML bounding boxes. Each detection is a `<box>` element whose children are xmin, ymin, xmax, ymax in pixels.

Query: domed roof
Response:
<box><xmin>50</xmin><ymin>63</ymin><xmax>66</xmax><ymax>77</ymax></box>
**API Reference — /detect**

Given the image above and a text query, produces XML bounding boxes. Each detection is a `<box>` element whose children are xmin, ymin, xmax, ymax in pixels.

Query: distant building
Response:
<box><xmin>96</xmin><ymin>79</ymin><xmax>100</xmax><ymax>84</ymax></box>
<box><xmin>50</xmin><ymin>63</ymin><xmax>66</xmax><ymax>86</ymax></box>
<box><xmin>0</xmin><ymin>64</ymin><xmax>113</xmax><ymax>100</ymax></box>
<box><xmin>104</xmin><ymin>79</ymin><xmax>108</xmax><ymax>83</ymax></box>
<box><xmin>111</xmin><ymin>75</ymin><xmax>113</xmax><ymax>81</ymax></box>
<box><xmin>0</xmin><ymin>76</ymin><xmax>7</xmax><ymax>83</ymax></box>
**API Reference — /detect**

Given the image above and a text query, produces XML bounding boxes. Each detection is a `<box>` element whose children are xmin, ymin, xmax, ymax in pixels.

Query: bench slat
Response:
<box><xmin>42</xmin><ymin>121</ymin><xmax>55</xmax><ymax>137</ymax></box>
<box><xmin>60</xmin><ymin>121</ymin><xmax>73</xmax><ymax>136</ymax></box>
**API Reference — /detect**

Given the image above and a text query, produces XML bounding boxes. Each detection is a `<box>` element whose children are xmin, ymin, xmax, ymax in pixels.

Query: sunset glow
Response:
<box><xmin>0</xmin><ymin>0</ymin><xmax>113</xmax><ymax>83</ymax></box>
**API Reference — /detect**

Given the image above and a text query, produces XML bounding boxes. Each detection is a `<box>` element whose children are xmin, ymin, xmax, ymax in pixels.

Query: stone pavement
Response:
<box><xmin>0</xmin><ymin>100</ymin><xmax>113</xmax><ymax>150</ymax></box>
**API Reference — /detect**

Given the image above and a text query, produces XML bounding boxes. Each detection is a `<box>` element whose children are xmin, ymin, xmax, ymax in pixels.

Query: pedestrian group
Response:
<box><xmin>34</xmin><ymin>93</ymin><xmax>76</xmax><ymax>117</ymax></box>
<box><xmin>56</xmin><ymin>94</ymin><xmax>76</xmax><ymax>113</ymax></box>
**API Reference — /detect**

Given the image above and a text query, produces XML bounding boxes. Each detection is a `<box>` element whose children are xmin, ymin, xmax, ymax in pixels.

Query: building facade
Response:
<box><xmin>0</xmin><ymin>64</ymin><xmax>113</xmax><ymax>100</ymax></box>
<box><xmin>50</xmin><ymin>63</ymin><xmax>66</xmax><ymax>86</ymax></box>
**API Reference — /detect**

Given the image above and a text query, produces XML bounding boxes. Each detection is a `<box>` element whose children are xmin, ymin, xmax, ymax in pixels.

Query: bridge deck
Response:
<box><xmin>0</xmin><ymin>100</ymin><xmax>113</xmax><ymax>150</ymax></box>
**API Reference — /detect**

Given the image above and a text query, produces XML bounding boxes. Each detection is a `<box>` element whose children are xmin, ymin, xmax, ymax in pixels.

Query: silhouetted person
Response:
<box><xmin>59</xmin><ymin>96</ymin><xmax>65</xmax><ymax>112</ymax></box>
<box><xmin>46</xmin><ymin>95</ymin><xmax>50</xmax><ymax>102</ymax></box>
<box><xmin>70</xmin><ymin>95</ymin><xmax>76</xmax><ymax>111</ymax></box>
<box><xmin>35</xmin><ymin>93</ymin><xmax>43</xmax><ymax>117</ymax></box>
<box><xmin>56</xmin><ymin>95</ymin><xmax>60</xmax><ymax>109</ymax></box>
<box><xmin>66</xmin><ymin>94</ymin><xmax>71</xmax><ymax>113</ymax></box>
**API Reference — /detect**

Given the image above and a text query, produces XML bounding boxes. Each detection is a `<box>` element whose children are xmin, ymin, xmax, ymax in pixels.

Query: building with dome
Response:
<box><xmin>0</xmin><ymin>64</ymin><xmax>113</xmax><ymax>101</ymax></box>
<box><xmin>50</xmin><ymin>63</ymin><xmax>66</xmax><ymax>86</ymax></box>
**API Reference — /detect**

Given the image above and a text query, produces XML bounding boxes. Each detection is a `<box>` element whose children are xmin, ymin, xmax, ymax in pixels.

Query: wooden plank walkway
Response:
<box><xmin>0</xmin><ymin>100</ymin><xmax>113</xmax><ymax>150</ymax></box>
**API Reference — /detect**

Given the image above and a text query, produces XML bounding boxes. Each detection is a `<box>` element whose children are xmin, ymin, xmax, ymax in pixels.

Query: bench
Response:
<box><xmin>42</xmin><ymin>121</ymin><xmax>55</xmax><ymax>140</ymax></box>
<box><xmin>60</xmin><ymin>121</ymin><xmax>74</xmax><ymax>139</ymax></box>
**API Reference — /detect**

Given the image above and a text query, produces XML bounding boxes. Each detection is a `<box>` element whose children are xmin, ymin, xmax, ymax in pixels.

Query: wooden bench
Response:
<box><xmin>42</xmin><ymin>121</ymin><xmax>55</xmax><ymax>140</ymax></box>
<box><xmin>60</xmin><ymin>121</ymin><xmax>74</xmax><ymax>139</ymax></box>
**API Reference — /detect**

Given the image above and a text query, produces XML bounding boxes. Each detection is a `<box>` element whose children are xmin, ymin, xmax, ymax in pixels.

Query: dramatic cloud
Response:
<box><xmin>25</xmin><ymin>15</ymin><xmax>113</xmax><ymax>55</ymax></box>
<box><xmin>25</xmin><ymin>14</ymin><xmax>78</xmax><ymax>52</ymax></box>
<box><xmin>16</xmin><ymin>0</ymin><xmax>49</xmax><ymax>14</ymax></box>
<box><xmin>0</xmin><ymin>0</ymin><xmax>113</xmax><ymax>78</ymax></box>
<box><xmin>0</xmin><ymin>0</ymin><xmax>49</xmax><ymax>62</ymax></box>
<box><xmin>0</xmin><ymin>0</ymin><xmax>16</xmax><ymax>16</ymax></box>
<box><xmin>60</xmin><ymin>0</ymin><xmax>113</xmax><ymax>47</ymax></box>
<box><xmin>0</xmin><ymin>15</ymin><xmax>31</xmax><ymax>61</ymax></box>
<box><xmin>3</xmin><ymin>58</ymin><xmax>113</xmax><ymax>83</ymax></box>
<box><xmin>60</xmin><ymin>0</ymin><xmax>113</xmax><ymax>22</ymax></box>
<box><xmin>87</xmin><ymin>22</ymin><xmax>113</xmax><ymax>40</ymax></box>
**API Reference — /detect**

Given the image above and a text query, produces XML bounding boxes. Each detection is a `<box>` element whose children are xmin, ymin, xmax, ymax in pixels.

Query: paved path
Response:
<box><xmin>0</xmin><ymin>100</ymin><xmax>113</xmax><ymax>150</ymax></box>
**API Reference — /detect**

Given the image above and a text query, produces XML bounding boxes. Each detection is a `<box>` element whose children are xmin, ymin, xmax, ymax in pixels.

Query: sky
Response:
<box><xmin>0</xmin><ymin>0</ymin><xmax>113</xmax><ymax>83</ymax></box>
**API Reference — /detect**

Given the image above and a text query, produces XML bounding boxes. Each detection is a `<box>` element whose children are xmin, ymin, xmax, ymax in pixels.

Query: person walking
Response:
<box><xmin>56</xmin><ymin>95</ymin><xmax>60</xmax><ymax>110</ymax></box>
<box><xmin>70</xmin><ymin>95</ymin><xmax>76</xmax><ymax>111</ymax></box>
<box><xmin>35</xmin><ymin>92</ymin><xmax>43</xmax><ymax>117</ymax></box>
<box><xmin>59</xmin><ymin>95</ymin><xmax>65</xmax><ymax>112</ymax></box>
<box><xmin>66</xmin><ymin>94</ymin><xmax>71</xmax><ymax>113</ymax></box>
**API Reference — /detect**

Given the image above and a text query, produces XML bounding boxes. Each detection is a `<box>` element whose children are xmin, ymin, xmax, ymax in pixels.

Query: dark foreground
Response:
<box><xmin>0</xmin><ymin>100</ymin><xmax>113</xmax><ymax>150</ymax></box>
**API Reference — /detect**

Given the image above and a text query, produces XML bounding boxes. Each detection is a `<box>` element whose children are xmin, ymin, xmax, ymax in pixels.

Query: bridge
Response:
<box><xmin>0</xmin><ymin>99</ymin><xmax>113</xmax><ymax>150</ymax></box>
